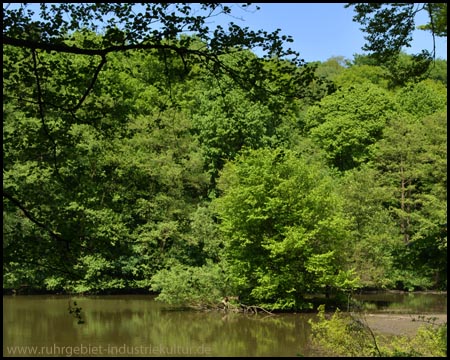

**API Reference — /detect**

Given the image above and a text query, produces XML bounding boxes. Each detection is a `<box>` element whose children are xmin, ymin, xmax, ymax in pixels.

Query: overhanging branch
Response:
<box><xmin>3</xmin><ymin>190</ymin><xmax>69</xmax><ymax>246</ymax></box>
<box><xmin>72</xmin><ymin>54</ymin><xmax>107</xmax><ymax>112</ymax></box>
<box><xmin>3</xmin><ymin>35</ymin><xmax>198</xmax><ymax>57</ymax></box>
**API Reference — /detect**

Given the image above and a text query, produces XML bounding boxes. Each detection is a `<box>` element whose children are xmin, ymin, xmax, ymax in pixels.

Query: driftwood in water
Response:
<box><xmin>220</xmin><ymin>296</ymin><xmax>274</xmax><ymax>315</ymax></box>
<box><xmin>183</xmin><ymin>296</ymin><xmax>274</xmax><ymax>315</ymax></box>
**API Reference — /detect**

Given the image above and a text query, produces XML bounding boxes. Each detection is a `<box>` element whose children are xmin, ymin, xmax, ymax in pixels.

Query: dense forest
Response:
<box><xmin>3</xmin><ymin>3</ymin><xmax>447</xmax><ymax>311</ymax></box>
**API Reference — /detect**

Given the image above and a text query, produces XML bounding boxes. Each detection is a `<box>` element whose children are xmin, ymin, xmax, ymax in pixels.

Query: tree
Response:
<box><xmin>417</xmin><ymin>3</ymin><xmax>447</xmax><ymax>37</ymax></box>
<box><xmin>333</xmin><ymin>63</ymin><xmax>389</xmax><ymax>89</ymax></box>
<box><xmin>427</xmin><ymin>58</ymin><xmax>447</xmax><ymax>85</ymax></box>
<box><xmin>303</xmin><ymin>83</ymin><xmax>399</xmax><ymax>171</ymax></box>
<box><xmin>395</xmin><ymin>79</ymin><xmax>447</xmax><ymax>119</ymax></box>
<box><xmin>3</xmin><ymin>3</ymin><xmax>315</xmax><ymax>290</ymax></box>
<box><xmin>188</xmin><ymin>50</ymin><xmax>309</xmax><ymax>187</ymax></box>
<box><xmin>2</xmin><ymin>3</ymin><xmax>309</xmax><ymax>109</ymax></box>
<box><xmin>314</xmin><ymin>56</ymin><xmax>348</xmax><ymax>81</ymax></box>
<box><xmin>370</xmin><ymin>109</ymin><xmax>447</xmax><ymax>289</ymax></box>
<box><xmin>346</xmin><ymin>3</ymin><xmax>447</xmax><ymax>61</ymax></box>
<box><xmin>339</xmin><ymin>166</ymin><xmax>400</xmax><ymax>289</ymax></box>
<box><xmin>213</xmin><ymin>148</ymin><xmax>358</xmax><ymax>310</ymax></box>
<box><xmin>346</xmin><ymin>52</ymin><xmax>447</xmax><ymax>89</ymax></box>
<box><xmin>383</xmin><ymin>51</ymin><xmax>437</xmax><ymax>89</ymax></box>
<box><xmin>3</xmin><ymin>34</ymin><xmax>211</xmax><ymax>292</ymax></box>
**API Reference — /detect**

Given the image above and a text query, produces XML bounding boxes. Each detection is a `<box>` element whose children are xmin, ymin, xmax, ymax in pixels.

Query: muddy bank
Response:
<box><xmin>364</xmin><ymin>313</ymin><xmax>447</xmax><ymax>336</ymax></box>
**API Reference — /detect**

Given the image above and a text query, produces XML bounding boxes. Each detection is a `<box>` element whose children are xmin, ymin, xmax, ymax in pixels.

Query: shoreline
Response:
<box><xmin>364</xmin><ymin>313</ymin><xmax>447</xmax><ymax>336</ymax></box>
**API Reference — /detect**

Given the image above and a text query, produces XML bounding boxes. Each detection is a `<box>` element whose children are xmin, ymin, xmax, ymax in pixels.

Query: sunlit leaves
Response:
<box><xmin>304</xmin><ymin>83</ymin><xmax>399</xmax><ymax>171</ymax></box>
<box><xmin>214</xmin><ymin>148</ymin><xmax>353</xmax><ymax>308</ymax></box>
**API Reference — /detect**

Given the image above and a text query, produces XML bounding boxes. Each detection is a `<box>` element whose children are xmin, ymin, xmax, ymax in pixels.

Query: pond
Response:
<box><xmin>3</xmin><ymin>292</ymin><xmax>447</xmax><ymax>357</ymax></box>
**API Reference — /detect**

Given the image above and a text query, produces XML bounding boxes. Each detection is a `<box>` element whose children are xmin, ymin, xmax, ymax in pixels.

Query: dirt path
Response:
<box><xmin>363</xmin><ymin>313</ymin><xmax>447</xmax><ymax>336</ymax></box>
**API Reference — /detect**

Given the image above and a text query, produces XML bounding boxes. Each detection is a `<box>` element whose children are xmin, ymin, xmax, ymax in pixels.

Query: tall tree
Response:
<box><xmin>213</xmin><ymin>148</ymin><xmax>358</xmax><ymax>310</ymax></box>
<box><xmin>339</xmin><ymin>165</ymin><xmax>400</xmax><ymax>288</ymax></box>
<box><xmin>303</xmin><ymin>83</ymin><xmax>399</xmax><ymax>171</ymax></box>
<box><xmin>370</xmin><ymin>108</ymin><xmax>447</xmax><ymax>289</ymax></box>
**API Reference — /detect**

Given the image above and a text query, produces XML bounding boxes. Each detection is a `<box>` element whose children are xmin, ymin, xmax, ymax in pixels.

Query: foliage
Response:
<box><xmin>309</xmin><ymin>304</ymin><xmax>447</xmax><ymax>357</ymax></box>
<box><xmin>416</xmin><ymin>3</ymin><xmax>447</xmax><ymax>37</ymax></box>
<box><xmin>382</xmin><ymin>51</ymin><xmax>434</xmax><ymax>89</ymax></box>
<box><xmin>387</xmin><ymin>319</ymin><xmax>447</xmax><ymax>357</ymax></box>
<box><xmin>370</xmin><ymin>108</ymin><xmax>447</xmax><ymax>290</ymax></box>
<box><xmin>346</xmin><ymin>3</ymin><xmax>447</xmax><ymax>61</ymax></box>
<box><xmin>334</xmin><ymin>63</ymin><xmax>390</xmax><ymax>89</ymax></box>
<box><xmin>309</xmin><ymin>305</ymin><xmax>381</xmax><ymax>356</ymax></box>
<box><xmin>427</xmin><ymin>58</ymin><xmax>447</xmax><ymax>85</ymax></box>
<box><xmin>3</xmin><ymin>32</ymin><xmax>211</xmax><ymax>291</ymax></box>
<box><xmin>395</xmin><ymin>79</ymin><xmax>447</xmax><ymax>119</ymax></box>
<box><xmin>346</xmin><ymin>52</ymin><xmax>446</xmax><ymax>89</ymax></box>
<box><xmin>314</xmin><ymin>57</ymin><xmax>347</xmax><ymax>81</ymax></box>
<box><xmin>339</xmin><ymin>166</ymin><xmax>400</xmax><ymax>288</ymax></box>
<box><xmin>2</xmin><ymin>3</ymin><xmax>312</xmax><ymax>119</ymax></box>
<box><xmin>214</xmin><ymin>148</ymin><xmax>358</xmax><ymax>309</ymax></box>
<box><xmin>304</xmin><ymin>83</ymin><xmax>399</xmax><ymax>171</ymax></box>
<box><xmin>150</xmin><ymin>261</ymin><xmax>228</xmax><ymax>308</ymax></box>
<box><xmin>2</xmin><ymin>3</ymin><xmax>447</xmax><ymax>301</ymax></box>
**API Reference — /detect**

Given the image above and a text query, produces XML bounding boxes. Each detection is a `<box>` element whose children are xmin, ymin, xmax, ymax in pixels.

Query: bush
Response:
<box><xmin>309</xmin><ymin>304</ymin><xmax>447</xmax><ymax>357</ymax></box>
<box><xmin>150</xmin><ymin>261</ymin><xmax>229</xmax><ymax>308</ymax></box>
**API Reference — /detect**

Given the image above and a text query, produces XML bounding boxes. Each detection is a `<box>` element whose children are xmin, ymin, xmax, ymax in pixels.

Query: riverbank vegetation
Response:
<box><xmin>3</xmin><ymin>4</ymin><xmax>447</xmax><ymax>312</ymax></box>
<box><xmin>309</xmin><ymin>304</ymin><xmax>447</xmax><ymax>357</ymax></box>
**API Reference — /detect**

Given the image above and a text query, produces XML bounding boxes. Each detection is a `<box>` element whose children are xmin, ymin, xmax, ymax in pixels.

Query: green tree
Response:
<box><xmin>346</xmin><ymin>3</ymin><xmax>447</xmax><ymax>61</ymax></box>
<box><xmin>370</xmin><ymin>110</ymin><xmax>447</xmax><ymax>289</ymax></box>
<box><xmin>339</xmin><ymin>166</ymin><xmax>400</xmax><ymax>289</ymax></box>
<box><xmin>3</xmin><ymin>34</ymin><xmax>211</xmax><ymax>291</ymax></box>
<box><xmin>383</xmin><ymin>52</ymin><xmax>437</xmax><ymax>89</ymax></box>
<box><xmin>3</xmin><ymin>3</ymin><xmax>310</xmax><ymax>113</ymax></box>
<box><xmin>417</xmin><ymin>3</ymin><xmax>447</xmax><ymax>37</ymax></box>
<box><xmin>395</xmin><ymin>79</ymin><xmax>447</xmax><ymax>119</ymax></box>
<box><xmin>150</xmin><ymin>261</ymin><xmax>229</xmax><ymax>309</ymax></box>
<box><xmin>213</xmin><ymin>148</ymin><xmax>358</xmax><ymax>310</ymax></box>
<box><xmin>427</xmin><ymin>58</ymin><xmax>447</xmax><ymax>85</ymax></box>
<box><xmin>314</xmin><ymin>56</ymin><xmax>347</xmax><ymax>81</ymax></box>
<box><xmin>303</xmin><ymin>83</ymin><xmax>399</xmax><ymax>171</ymax></box>
<box><xmin>347</xmin><ymin>52</ymin><xmax>447</xmax><ymax>89</ymax></box>
<box><xmin>333</xmin><ymin>63</ymin><xmax>390</xmax><ymax>89</ymax></box>
<box><xmin>3</xmin><ymin>4</ymin><xmax>315</xmax><ymax>291</ymax></box>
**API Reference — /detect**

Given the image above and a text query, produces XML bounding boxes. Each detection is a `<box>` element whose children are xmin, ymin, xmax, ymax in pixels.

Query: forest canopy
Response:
<box><xmin>3</xmin><ymin>3</ymin><xmax>447</xmax><ymax>310</ymax></box>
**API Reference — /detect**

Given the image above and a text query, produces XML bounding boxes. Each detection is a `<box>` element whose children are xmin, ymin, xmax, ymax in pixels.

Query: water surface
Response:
<box><xmin>3</xmin><ymin>293</ymin><xmax>446</xmax><ymax>357</ymax></box>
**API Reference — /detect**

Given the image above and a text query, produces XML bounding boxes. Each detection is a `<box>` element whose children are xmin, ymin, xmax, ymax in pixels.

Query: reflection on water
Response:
<box><xmin>3</xmin><ymin>293</ymin><xmax>447</xmax><ymax>357</ymax></box>
<box><xmin>353</xmin><ymin>291</ymin><xmax>447</xmax><ymax>313</ymax></box>
<box><xmin>3</xmin><ymin>295</ymin><xmax>318</xmax><ymax>357</ymax></box>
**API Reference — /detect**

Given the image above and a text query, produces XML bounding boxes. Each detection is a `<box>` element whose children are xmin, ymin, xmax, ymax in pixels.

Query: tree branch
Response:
<box><xmin>31</xmin><ymin>48</ymin><xmax>64</xmax><ymax>183</ymax></box>
<box><xmin>72</xmin><ymin>54</ymin><xmax>107</xmax><ymax>112</ymax></box>
<box><xmin>3</xmin><ymin>35</ymin><xmax>197</xmax><ymax>57</ymax></box>
<box><xmin>425</xmin><ymin>3</ymin><xmax>437</xmax><ymax>60</ymax></box>
<box><xmin>3</xmin><ymin>190</ymin><xmax>69</xmax><ymax>246</ymax></box>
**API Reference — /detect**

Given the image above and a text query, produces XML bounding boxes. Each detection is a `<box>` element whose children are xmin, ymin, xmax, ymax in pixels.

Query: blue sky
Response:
<box><xmin>215</xmin><ymin>3</ymin><xmax>447</xmax><ymax>62</ymax></box>
<box><xmin>5</xmin><ymin>3</ymin><xmax>447</xmax><ymax>62</ymax></box>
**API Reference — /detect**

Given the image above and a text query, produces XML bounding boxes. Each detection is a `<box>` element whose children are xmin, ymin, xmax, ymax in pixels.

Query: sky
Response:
<box><xmin>214</xmin><ymin>3</ymin><xmax>447</xmax><ymax>63</ymax></box>
<box><xmin>4</xmin><ymin>3</ymin><xmax>447</xmax><ymax>63</ymax></box>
